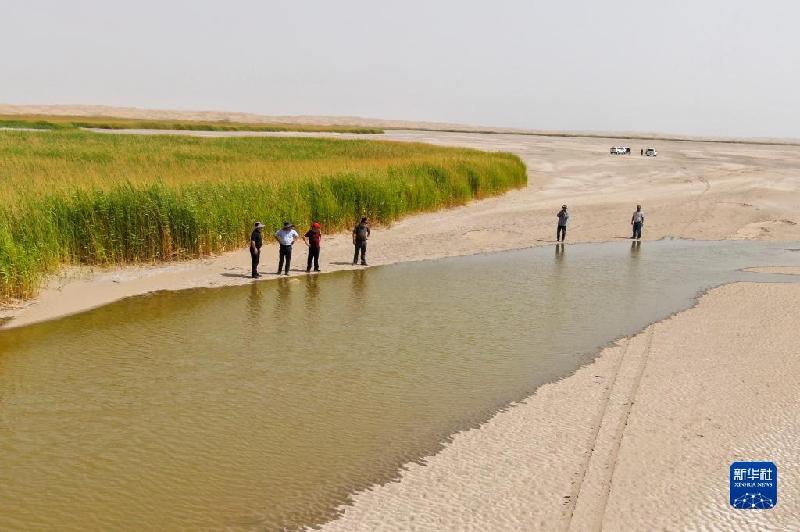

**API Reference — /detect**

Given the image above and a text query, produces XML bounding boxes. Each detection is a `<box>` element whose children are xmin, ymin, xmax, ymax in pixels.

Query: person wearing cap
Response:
<box><xmin>631</xmin><ymin>204</ymin><xmax>645</xmax><ymax>239</ymax></box>
<box><xmin>249</xmin><ymin>221</ymin><xmax>265</xmax><ymax>278</ymax></box>
<box><xmin>556</xmin><ymin>204</ymin><xmax>569</xmax><ymax>242</ymax></box>
<box><xmin>352</xmin><ymin>217</ymin><xmax>371</xmax><ymax>266</ymax></box>
<box><xmin>274</xmin><ymin>222</ymin><xmax>299</xmax><ymax>276</ymax></box>
<box><xmin>302</xmin><ymin>222</ymin><xmax>323</xmax><ymax>272</ymax></box>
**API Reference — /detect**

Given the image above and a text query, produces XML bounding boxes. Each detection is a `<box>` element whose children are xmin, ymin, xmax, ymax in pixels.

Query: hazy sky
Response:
<box><xmin>3</xmin><ymin>0</ymin><xmax>798</xmax><ymax>137</ymax></box>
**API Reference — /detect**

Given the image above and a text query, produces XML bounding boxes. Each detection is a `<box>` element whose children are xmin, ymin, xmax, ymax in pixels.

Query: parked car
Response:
<box><xmin>610</xmin><ymin>146</ymin><xmax>631</xmax><ymax>155</ymax></box>
<box><xmin>645</xmin><ymin>147</ymin><xmax>658</xmax><ymax>157</ymax></box>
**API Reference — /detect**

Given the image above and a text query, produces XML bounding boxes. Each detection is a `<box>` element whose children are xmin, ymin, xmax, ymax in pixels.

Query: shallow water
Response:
<box><xmin>1</xmin><ymin>240</ymin><xmax>799</xmax><ymax>530</ymax></box>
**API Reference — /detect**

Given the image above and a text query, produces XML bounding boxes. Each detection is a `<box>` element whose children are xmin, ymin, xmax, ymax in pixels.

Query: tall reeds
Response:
<box><xmin>0</xmin><ymin>131</ymin><xmax>526</xmax><ymax>300</ymax></box>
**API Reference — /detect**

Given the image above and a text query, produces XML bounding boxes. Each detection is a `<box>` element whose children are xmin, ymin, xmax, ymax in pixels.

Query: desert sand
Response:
<box><xmin>2</xmin><ymin>123</ymin><xmax>799</xmax><ymax>530</ymax></box>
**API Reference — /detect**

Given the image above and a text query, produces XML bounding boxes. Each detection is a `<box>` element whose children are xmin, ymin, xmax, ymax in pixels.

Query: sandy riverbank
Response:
<box><xmin>319</xmin><ymin>281</ymin><xmax>800</xmax><ymax>531</ymax></box>
<box><xmin>3</xmin><ymin>129</ymin><xmax>800</xmax><ymax>327</ymax></box>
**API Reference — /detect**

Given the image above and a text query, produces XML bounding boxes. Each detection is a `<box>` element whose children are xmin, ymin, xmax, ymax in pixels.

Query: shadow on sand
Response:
<box><xmin>220</xmin><ymin>272</ymin><xmax>251</xmax><ymax>279</ymax></box>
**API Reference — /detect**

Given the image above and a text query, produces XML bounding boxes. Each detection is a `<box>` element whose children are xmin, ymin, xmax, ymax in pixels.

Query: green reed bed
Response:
<box><xmin>0</xmin><ymin>130</ymin><xmax>526</xmax><ymax>300</ymax></box>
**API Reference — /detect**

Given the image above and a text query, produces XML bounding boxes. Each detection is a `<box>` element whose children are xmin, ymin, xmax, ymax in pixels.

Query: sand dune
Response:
<box><xmin>0</xmin><ymin>102</ymin><xmax>481</xmax><ymax>131</ymax></box>
<box><xmin>3</xmin><ymin>103</ymin><xmax>798</xmax><ymax>144</ymax></box>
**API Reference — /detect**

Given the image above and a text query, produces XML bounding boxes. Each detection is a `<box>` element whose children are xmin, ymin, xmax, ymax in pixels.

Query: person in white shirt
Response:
<box><xmin>274</xmin><ymin>222</ymin><xmax>299</xmax><ymax>275</ymax></box>
<box><xmin>631</xmin><ymin>205</ymin><xmax>645</xmax><ymax>239</ymax></box>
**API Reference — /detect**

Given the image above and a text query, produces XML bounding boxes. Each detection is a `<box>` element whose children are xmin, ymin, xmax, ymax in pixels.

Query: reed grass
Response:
<box><xmin>0</xmin><ymin>130</ymin><xmax>526</xmax><ymax>300</ymax></box>
<box><xmin>0</xmin><ymin>114</ymin><xmax>383</xmax><ymax>134</ymax></box>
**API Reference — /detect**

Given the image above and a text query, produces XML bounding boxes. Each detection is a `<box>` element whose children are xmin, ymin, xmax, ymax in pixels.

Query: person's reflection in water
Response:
<box><xmin>304</xmin><ymin>274</ymin><xmax>321</xmax><ymax>316</ymax></box>
<box><xmin>344</xmin><ymin>268</ymin><xmax>368</xmax><ymax>320</ymax></box>
<box><xmin>627</xmin><ymin>240</ymin><xmax>643</xmax><ymax>294</ymax></box>
<box><xmin>273</xmin><ymin>277</ymin><xmax>292</xmax><ymax>319</ymax></box>
<box><xmin>351</xmin><ymin>269</ymin><xmax>367</xmax><ymax>299</ymax></box>
<box><xmin>554</xmin><ymin>242</ymin><xmax>565</xmax><ymax>264</ymax></box>
<box><xmin>545</xmin><ymin>242</ymin><xmax>569</xmax><ymax>345</ymax></box>
<box><xmin>247</xmin><ymin>281</ymin><xmax>264</xmax><ymax>325</ymax></box>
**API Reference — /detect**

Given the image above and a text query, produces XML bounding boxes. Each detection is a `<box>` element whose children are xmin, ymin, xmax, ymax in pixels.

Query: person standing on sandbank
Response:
<box><xmin>556</xmin><ymin>205</ymin><xmax>569</xmax><ymax>242</ymax></box>
<box><xmin>353</xmin><ymin>217</ymin><xmax>371</xmax><ymax>266</ymax></box>
<box><xmin>631</xmin><ymin>204</ymin><xmax>645</xmax><ymax>239</ymax></box>
<box><xmin>303</xmin><ymin>222</ymin><xmax>322</xmax><ymax>272</ymax></box>
<box><xmin>249</xmin><ymin>221</ymin><xmax>265</xmax><ymax>278</ymax></box>
<box><xmin>274</xmin><ymin>222</ymin><xmax>299</xmax><ymax>276</ymax></box>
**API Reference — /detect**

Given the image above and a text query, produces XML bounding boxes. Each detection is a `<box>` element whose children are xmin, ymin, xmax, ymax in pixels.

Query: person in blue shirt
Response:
<box><xmin>556</xmin><ymin>205</ymin><xmax>569</xmax><ymax>242</ymax></box>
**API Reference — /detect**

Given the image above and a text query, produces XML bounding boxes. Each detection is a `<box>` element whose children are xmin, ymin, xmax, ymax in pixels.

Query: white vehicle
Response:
<box><xmin>610</xmin><ymin>146</ymin><xmax>631</xmax><ymax>155</ymax></box>
<box><xmin>645</xmin><ymin>147</ymin><xmax>658</xmax><ymax>157</ymax></box>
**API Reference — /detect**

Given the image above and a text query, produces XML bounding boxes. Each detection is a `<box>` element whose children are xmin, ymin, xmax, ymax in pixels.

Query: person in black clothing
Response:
<box><xmin>249</xmin><ymin>221</ymin><xmax>265</xmax><ymax>278</ymax></box>
<box><xmin>352</xmin><ymin>217</ymin><xmax>370</xmax><ymax>266</ymax></box>
<box><xmin>303</xmin><ymin>222</ymin><xmax>322</xmax><ymax>272</ymax></box>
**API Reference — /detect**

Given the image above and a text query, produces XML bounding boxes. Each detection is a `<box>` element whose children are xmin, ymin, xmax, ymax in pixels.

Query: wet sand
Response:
<box><xmin>2</xmin><ymin>124</ymin><xmax>800</xmax><ymax>530</ymax></box>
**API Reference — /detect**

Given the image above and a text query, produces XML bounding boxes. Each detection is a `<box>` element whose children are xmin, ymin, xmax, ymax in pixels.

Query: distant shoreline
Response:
<box><xmin>401</xmin><ymin>127</ymin><xmax>800</xmax><ymax>147</ymax></box>
<box><xmin>2</xmin><ymin>102</ymin><xmax>798</xmax><ymax>145</ymax></box>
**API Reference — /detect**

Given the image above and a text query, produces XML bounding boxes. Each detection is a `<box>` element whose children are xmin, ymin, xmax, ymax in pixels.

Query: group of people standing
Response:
<box><xmin>249</xmin><ymin>217</ymin><xmax>371</xmax><ymax>278</ymax></box>
<box><xmin>247</xmin><ymin>205</ymin><xmax>645</xmax><ymax>278</ymax></box>
<box><xmin>555</xmin><ymin>204</ymin><xmax>645</xmax><ymax>242</ymax></box>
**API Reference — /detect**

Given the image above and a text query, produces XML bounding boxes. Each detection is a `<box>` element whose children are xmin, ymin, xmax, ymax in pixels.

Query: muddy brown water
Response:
<box><xmin>1</xmin><ymin>240</ymin><xmax>799</xmax><ymax>530</ymax></box>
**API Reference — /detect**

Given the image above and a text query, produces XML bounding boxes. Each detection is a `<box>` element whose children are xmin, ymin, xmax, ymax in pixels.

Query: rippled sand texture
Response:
<box><xmin>594</xmin><ymin>282</ymin><xmax>800</xmax><ymax>531</ymax></box>
<box><xmin>322</xmin><ymin>282</ymin><xmax>800</xmax><ymax>531</ymax></box>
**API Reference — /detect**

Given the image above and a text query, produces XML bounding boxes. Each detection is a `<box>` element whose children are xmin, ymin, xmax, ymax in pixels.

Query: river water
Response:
<box><xmin>1</xmin><ymin>240</ymin><xmax>798</xmax><ymax>530</ymax></box>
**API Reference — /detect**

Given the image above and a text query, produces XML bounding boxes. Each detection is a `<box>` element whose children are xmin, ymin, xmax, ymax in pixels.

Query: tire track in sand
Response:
<box><xmin>566</xmin><ymin>326</ymin><xmax>657</xmax><ymax>531</ymax></box>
